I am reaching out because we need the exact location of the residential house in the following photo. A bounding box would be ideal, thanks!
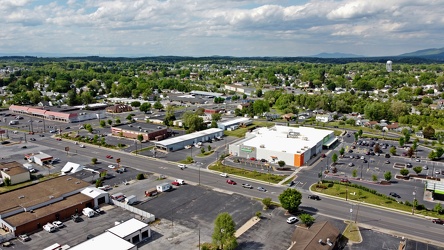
[316,114,333,123]
[237,103,250,110]
[0,162,31,185]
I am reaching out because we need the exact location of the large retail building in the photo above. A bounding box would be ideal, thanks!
[228,126,337,167]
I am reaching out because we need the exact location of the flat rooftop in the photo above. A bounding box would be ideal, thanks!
[4,193,92,227]
[155,128,223,146]
[0,176,90,215]
[218,117,251,127]
[107,218,149,238]
[241,126,333,154]
[112,122,167,133]
[69,232,135,250]
[0,162,28,176]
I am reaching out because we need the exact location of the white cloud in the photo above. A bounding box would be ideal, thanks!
[0,0,443,56]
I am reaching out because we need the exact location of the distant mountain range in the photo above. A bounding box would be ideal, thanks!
[398,47,444,60]
[311,52,364,58]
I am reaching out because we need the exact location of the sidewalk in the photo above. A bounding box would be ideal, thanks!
[234,216,260,238]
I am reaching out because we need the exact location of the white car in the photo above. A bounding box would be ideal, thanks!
[220,173,228,178]
[52,221,64,228]
[178,164,186,169]
[360,156,365,160]
[415,158,421,162]
[79,144,85,148]
[287,217,298,224]
[108,165,116,169]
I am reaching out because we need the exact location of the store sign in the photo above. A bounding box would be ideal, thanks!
[240,146,254,152]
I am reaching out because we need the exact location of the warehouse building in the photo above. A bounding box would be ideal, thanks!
[154,128,223,152]
[111,123,169,141]
[217,117,252,130]
[0,161,30,185]
[228,126,336,167]
[0,176,95,236]
[9,105,106,123]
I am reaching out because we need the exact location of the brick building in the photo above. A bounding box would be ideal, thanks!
[106,104,132,113]
[111,123,169,141]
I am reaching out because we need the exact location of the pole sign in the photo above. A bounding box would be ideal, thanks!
[116,158,121,163]
[65,147,69,151]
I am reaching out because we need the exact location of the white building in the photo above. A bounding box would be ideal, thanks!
[69,231,137,250]
[81,187,110,208]
[315,114,333,123]
[228,126,336,167]
[107,218,151,244]
[32,152,53,166]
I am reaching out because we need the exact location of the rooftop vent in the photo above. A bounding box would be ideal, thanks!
[75,181,81,184]
[49,196,54,199]
[260,145,265,148]
[67,178,72,181]
[326,238,333,246]
[18,195,25,199]
[318,239,323,244]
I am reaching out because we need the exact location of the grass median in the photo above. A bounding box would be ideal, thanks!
[311,181,444,219]
[209,162,286,184]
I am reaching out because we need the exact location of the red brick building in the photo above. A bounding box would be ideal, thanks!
[106,104,132,113]
[111,123,168,141]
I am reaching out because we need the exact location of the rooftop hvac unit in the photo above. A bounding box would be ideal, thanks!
[260,145,265,148]
[326,238,333,246]
[49,196,54,199]
[318,239,323,244]
[18,195,25,199]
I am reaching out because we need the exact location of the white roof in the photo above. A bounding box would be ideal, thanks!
[81,187,108,198]
[190,90,223,97]
[33,152,52,160]
[107,218,149,238]
[242,126,333,154]
[218,117,251,127]
[61,162,78,173]
[69,232,135,250]
[155,128,223,146]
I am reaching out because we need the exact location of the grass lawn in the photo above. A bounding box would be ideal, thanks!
[209,162,286,184]
[342,222,362,243]
[223,121,274,137]
[134,145,154,154]
[311,182,444,219]
[197,150,214,157]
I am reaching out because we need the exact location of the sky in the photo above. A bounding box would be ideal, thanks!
[1,0,443,57]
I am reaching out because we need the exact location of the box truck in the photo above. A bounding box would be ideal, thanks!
[125,195,137,205]
[156,183,172,192]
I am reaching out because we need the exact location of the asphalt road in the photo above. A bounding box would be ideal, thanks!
[31,134,444,246]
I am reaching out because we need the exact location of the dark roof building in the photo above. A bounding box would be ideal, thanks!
[106,104,133,113]
[289,221,340,250]
[0,176,94,236]
[111,122,169,141]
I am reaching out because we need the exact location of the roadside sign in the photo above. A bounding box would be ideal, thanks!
[65,147,69,151]
[116,158,121,163]
[0,130,5,135]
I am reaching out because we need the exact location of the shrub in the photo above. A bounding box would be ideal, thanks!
[255,211,262,218]
[136,173,145,180]
[327,183,334,188]
[262,198,272,209]
[91,158,98,164]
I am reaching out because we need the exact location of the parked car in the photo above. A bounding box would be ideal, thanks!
[385,154,390,158]
[98,185,111,191]
[43,223,56,232]
[415,158,421,162]
[385,160,390,164]
[389,192,401,198]
[348,163,355,167]
[18,234,31,242]
[249,157,256,161]
[71,214,81,222]
[287,217,298,224]
[106,155,113,159]
[226,179,237,185]
[52,221,64,228]
[56,138,62,141]
[432,218,444,224]
[39,134,45,137]
[79,144,85,148]
[423,165,429,170]
[340,179,350,183]
[29,138,36,141]
[172,181,180,186]
[108,165,116,169]
[257,187,267,192]
[220,173,228,178]
[260,159,268,162]
[242,184,253,189]
[308,195,320,200]
[178,164,187,170]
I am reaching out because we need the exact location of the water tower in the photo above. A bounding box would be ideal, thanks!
[386,60,392,72]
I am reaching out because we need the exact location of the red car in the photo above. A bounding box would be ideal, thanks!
[106,155,113,159]
[226,179,237,185]
[249,157,256,161]
[340,179,350,183]
[432,219,444,224]
[56,138,62,141]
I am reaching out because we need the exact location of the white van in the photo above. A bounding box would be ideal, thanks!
[43,223,56,232]
[82,207,95,218]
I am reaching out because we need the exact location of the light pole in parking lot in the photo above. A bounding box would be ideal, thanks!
[412,188,417,215]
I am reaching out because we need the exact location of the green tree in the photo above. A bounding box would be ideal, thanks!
[429,151,437,160]
[4,177,11,186]
[399,137,405,147]
[404,134,411,144]
[153,101,164,111]
[208,145,212,151]
[332,153,338,164]
[390,146,397,155]
[137,134,144,142]
[126,114,133,121]
[100,120,106,127]
[262,198,272,209]
[201,147,205,154]
[372,174,378,182]
[339,147,345,156]
[436,147,444,158]
[107,119,113,126]
[413,166,422,174]
[163,104,176,126]
[423,125,435,139]
[115,118,121,124]
[299,213,315,226]
[434,203,443,214]
[139,102,152,113]
[400,168,409,176]
[131,101,141,107]
[278,188,302,213]
[183,112,205,132]
[256,89,263,98]
[384,171,392,181]
[352,169,358,178]
[212,213,237,250]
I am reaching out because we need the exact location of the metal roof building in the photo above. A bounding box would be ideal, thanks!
[217,117,252,130]
[155,128,223,152]
[69,232,137,250]
[190,90,223,98]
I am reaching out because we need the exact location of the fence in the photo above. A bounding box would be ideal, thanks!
[112,201,156,222]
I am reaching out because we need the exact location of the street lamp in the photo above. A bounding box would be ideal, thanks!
[412,188,417,215]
